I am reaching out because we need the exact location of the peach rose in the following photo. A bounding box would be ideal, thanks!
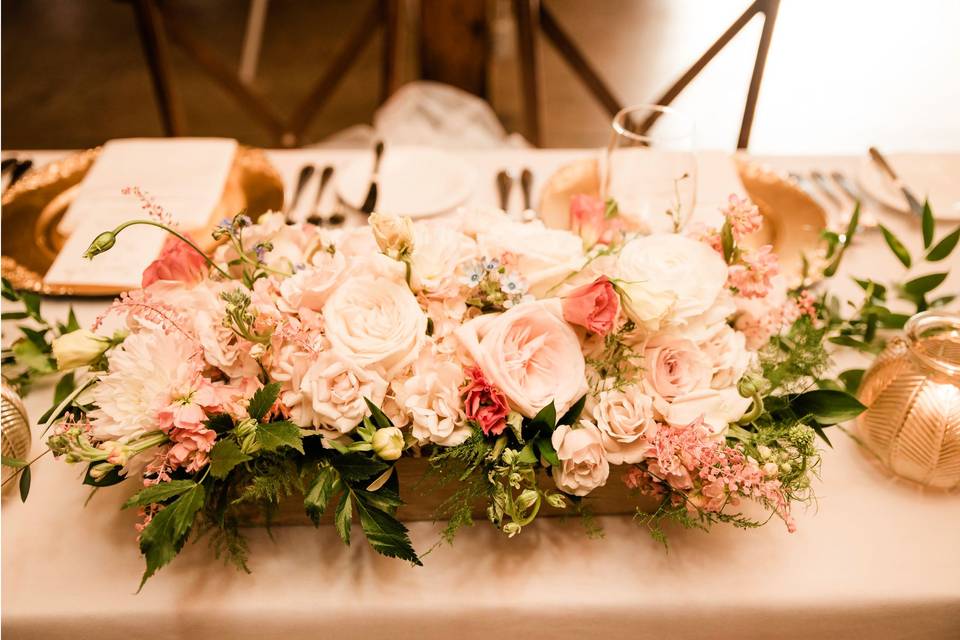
[396,350,468,446]
[562,276,619,336]
[644,336,711,400]
[551,422,610,496]
[455,299,587,418]
[589,383,658,464]
[142,236,207,288]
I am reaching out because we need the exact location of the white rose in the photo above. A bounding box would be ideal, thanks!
[665,387,752,436]
[698,323,751,389]
[395,351,468,446]
[551,422,610,496]
[476,220,584,296]
[284,350,388,433]
[410,222,478,294]
[589,384,658,464]
[616,234,727,330]
[323,276,427,377]
[455,299,587,418]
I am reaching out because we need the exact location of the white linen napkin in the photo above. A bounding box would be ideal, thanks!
[44,137,237,290]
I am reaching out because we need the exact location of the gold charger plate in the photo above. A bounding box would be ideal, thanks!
[1,146,284,296]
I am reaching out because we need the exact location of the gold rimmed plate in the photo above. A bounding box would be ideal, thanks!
[1,146,285,297]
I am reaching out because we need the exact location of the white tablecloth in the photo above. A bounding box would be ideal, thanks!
[2,149,959,639]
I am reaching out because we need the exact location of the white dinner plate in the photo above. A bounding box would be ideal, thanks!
[857,154,960,220]
[335,146,475,218]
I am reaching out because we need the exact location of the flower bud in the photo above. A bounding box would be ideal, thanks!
[545,492,567,509]
[502,522,522,537]
[371,426,404,461]
[100,441,130,467]
[52,329,111,370]
[83,231,117,259]
[370,212,414,260]
[515,489,539,512]
[762,462,779,477]
[738,376,759,398]
[757,444,772,459]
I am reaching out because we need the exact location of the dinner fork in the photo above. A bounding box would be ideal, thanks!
[286,164,315,224]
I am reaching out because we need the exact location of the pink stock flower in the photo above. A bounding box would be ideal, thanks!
[727,245,779,298]
[461,366,511,435]
[142,236,208,288]
[721,194,762,239]
[562,276,619,336]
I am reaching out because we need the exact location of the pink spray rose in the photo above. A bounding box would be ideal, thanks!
[569,194,621,247]
[562,276,619,336]
[461,366,511,435]
[142,236,208,288]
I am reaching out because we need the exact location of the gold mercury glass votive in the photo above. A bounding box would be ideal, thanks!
[856,311,960,490]
[1,380,31,488]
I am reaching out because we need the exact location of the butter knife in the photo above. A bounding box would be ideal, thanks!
[868,147,923,216]
[359,140,385,215]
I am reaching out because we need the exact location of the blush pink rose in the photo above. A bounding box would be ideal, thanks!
[461,366,510,435]
[643,336,711,400]
[551,422,610,496]
[569,194,621,247]
[455,299,587,418]
[562,276,619,336]
[142,236,208,288]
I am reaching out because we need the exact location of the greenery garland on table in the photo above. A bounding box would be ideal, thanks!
[2,190,955,588]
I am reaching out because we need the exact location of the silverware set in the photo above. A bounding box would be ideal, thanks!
[285,163,343,227]
[496,167,535,221]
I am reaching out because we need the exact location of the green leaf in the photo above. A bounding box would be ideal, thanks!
[1,277,18,301]
[791,389,866,425]
[334,491,352,545]
[921,201,935,248]
[333,453,388,482]
[64,307,80,333]
[557,395,586,427]
[1,455,27,468]
[82,462,126,487]
[204,412,235,434]
[811,423,833,448]
[18,465,31,502]
[516,441,538,464]
[878,313,910,329]
[926,225,960,262]
[838,369,865,394]
[38,373,77,424]
[931,295,957,308]
[1,311,29,320]
[354,487,403,513]
[535,437,560,467]
[354,495,421,565]
[854,278,887,300]
[12,339,54,373]
[506,412,525,444]
[365,466,394,492]
[255,420,303,454]
[246,382,281,421]
[138,484,205,588]
[209,440,251,479]
[529,401,557,434]
[363,397,393,429]
[20,290,42,322]
[304,466,340,526]
[123,479,197,509]
[878,224,911,268]
[720,220,735,263]
[902,272,948,296]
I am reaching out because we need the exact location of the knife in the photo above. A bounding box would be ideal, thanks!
[868,146,923,216]
[359,140,385,215]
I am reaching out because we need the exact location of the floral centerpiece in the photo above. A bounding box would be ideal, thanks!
[3,190,877,588]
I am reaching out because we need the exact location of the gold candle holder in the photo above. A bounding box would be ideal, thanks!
[856,311,960,490]
[1,380,31,488]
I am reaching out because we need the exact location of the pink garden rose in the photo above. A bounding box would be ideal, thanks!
[562,276,619,336]
[455,299,587,418]
[569,194,621,248]
[551,422,610,496]
[142,236,207,288]
[461,366,511,435]
[644,336,711,400]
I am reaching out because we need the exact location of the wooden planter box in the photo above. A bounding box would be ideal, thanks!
[241,457,653,527]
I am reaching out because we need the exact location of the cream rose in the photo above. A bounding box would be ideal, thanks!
[410,222,477,295]
[476,220,584,296]
[698,323,751,389]
[551,422,610,496]
[589,383,658,464]
[616,234,727,330]
[284,350,388,433]
[644,336,711,400]
[395,351,468,446]
[455,299,587,418]
[370,211,414,259]
[323,276,427,377]
[664,387,752,436]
